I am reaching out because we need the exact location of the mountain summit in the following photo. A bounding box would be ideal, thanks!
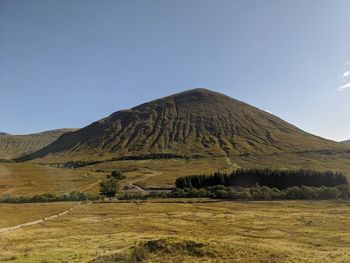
[21,88,347,161]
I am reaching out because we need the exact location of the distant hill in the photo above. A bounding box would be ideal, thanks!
[342,140,350,144]
[0,129,77,159]
[21,88,348,162]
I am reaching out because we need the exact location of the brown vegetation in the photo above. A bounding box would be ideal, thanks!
[0,201,349,262]
[0,129,76,159]
[20,89,349,162]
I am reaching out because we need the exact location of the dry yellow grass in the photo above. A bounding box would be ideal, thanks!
[84,157,230,188]
[0,158,230,198]
[0,202,74,228]
[0,200,349,262]
[2,152,349,198]
[0,163,106,197]
[82,153,350,188]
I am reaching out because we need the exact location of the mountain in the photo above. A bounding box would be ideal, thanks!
[20,88,348,162]
[342,140,350,144]
[0,129,77,159]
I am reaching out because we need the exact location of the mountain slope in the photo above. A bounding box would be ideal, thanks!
[21,89,348,162]
[0,129,77,159]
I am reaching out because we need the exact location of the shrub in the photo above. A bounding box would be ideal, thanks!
[317,186,340,199]
[99,178,119,197]
[197,188,211,198]
[110,170,126,180]
[170,188,186,198]
[249,186,281,200]
[284,186,304,199]
[230,190,252,200]
[118,192,146,200]
[299,186,318,199]
[337,184,350,198]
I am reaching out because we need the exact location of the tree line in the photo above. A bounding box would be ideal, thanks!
[2,168,349,203]
[61,153,188,168]
[120,184,350,200]
[175,168,348,189]
[3,184,350,203]
[0,192,99,203]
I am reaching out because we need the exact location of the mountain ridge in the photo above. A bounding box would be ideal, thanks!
[0,128,77,159]
[19,88,348,162]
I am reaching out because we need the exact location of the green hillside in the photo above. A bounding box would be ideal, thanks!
[0,129,77,159]
[20,89,349,162]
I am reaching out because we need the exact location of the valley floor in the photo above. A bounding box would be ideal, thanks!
[0,163,105,197]
[0,200,349,262]
[1,155,350,262]
[2,151,350,198]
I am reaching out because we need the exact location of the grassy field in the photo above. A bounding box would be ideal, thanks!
[2,152,350,197]
[0,202,75,228]
[79,152,350,189]
[0,200,349,262]
[0,163,106,197]
[82,157,231,188]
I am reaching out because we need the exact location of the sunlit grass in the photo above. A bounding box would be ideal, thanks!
[0,200,349,262]
[0,163,106,197]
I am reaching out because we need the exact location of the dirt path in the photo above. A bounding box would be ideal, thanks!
[81,179,102,192]
[0,177,102,234]
[0,169,160,233]
[0,170,160,233]
[126,168,162,193]
[0,202,82,234]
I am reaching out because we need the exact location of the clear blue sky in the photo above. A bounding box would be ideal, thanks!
[1,0,349,141]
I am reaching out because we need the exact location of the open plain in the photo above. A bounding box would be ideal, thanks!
[0,200,349,262]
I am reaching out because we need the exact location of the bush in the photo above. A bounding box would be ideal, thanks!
[337,184,350,198]
[299,186,318,199]
[170,188,186,198]
[99,178,119,197]
[110,170,126,180]
[197,188,211,198]
[68,191,88,201]
[229,190,251,200]
[317,186,340,199]
[147,191,169,199]
[246,185,280,200]
[118,193,146,200]
[284,186,304,199]
[0,191,99,203]
[214,189,230,199]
